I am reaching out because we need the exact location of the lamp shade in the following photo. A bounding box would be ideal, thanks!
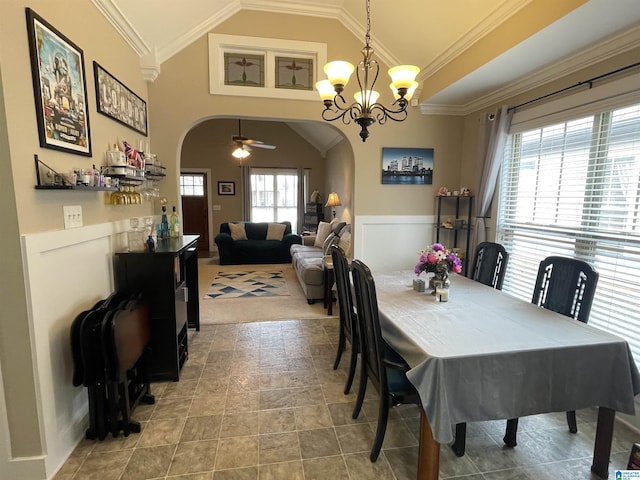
[325,192,341,208]
[354,90,380,107]
[324,61,355,87]
[315,80,336,102]
[388,65,420,90]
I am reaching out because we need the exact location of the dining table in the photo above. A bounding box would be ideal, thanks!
[373,270,640,480]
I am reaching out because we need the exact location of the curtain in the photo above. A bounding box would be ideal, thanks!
[241,165,250,220]
[471,105,513,253]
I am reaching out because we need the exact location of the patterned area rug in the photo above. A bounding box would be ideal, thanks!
[204,270,290,299]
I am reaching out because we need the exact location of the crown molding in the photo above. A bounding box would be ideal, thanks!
[140,49,161,82]
[240,0,343,18]
[90,0,149,56]
[421,25,640,116]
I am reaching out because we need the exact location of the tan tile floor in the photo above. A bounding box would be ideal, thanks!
[55,318,638,480]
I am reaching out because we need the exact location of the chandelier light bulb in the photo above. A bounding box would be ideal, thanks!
[391,81,418,101]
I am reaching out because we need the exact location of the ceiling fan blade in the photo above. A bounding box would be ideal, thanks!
[249,143,276,150]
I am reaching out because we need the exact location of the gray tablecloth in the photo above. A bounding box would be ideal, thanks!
[373,271,640,444]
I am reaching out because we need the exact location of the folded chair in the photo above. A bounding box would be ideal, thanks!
[350,259,421,462]
[330,244,359,394]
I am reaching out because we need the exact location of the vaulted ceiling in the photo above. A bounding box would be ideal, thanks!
[91,0,640,152]
[93,0,640,114]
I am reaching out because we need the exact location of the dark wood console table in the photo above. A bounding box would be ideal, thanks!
[114,235,200,382]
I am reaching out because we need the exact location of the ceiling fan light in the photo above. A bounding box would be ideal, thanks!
[391,81,418,101]
[354,89,380,106]
[316,80,336,102]
[324,61,355,89]
[388,65,420,90]
[232,146,250,159]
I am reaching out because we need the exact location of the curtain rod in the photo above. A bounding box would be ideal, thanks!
[508,61,640,112]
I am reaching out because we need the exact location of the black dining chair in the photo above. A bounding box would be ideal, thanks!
[470,241,509,289]
[452,241,509,456]
[503,255,599,447]
[330,244,359,394]
[350,259,421,462]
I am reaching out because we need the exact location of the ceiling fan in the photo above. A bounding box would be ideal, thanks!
[231,119,276,159]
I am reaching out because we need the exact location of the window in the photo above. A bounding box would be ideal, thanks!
[249,168,298,231]
[497,103,640,363]
[180,173,205,196]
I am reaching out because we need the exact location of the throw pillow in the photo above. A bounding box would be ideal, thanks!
[330,221,347,235]
[228,222,247,241]
[322,232,340,255]
[314,221,332,248]
[266,223,286,241]
[338,231,351,256]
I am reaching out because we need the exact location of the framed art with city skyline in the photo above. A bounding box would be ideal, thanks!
[381,147,434,185]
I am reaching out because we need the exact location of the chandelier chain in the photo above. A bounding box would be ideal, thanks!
[365,0,371,47]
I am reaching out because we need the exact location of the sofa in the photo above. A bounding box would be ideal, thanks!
[215,221,302,265]
[290,221,351,303]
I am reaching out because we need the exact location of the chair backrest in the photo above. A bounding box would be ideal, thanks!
[531,256,599,323]
[351,259,385,393]
[471,242,509,290]
[330,244,357,343]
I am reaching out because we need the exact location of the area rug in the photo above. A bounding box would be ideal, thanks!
[205,270,290,299]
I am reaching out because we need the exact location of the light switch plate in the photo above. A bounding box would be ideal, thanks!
[63,205,83,229]
[213,204,221,211]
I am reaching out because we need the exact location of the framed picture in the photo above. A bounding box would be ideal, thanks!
[381,147,434,185]
[93,62,148,136]
[25,8,92,156]
[275,57,313,90]
[218,181,235,196]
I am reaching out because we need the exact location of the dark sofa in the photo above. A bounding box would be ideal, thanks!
[215,221,302,265]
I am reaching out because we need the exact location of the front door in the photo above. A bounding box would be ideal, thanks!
[180,172,209,253]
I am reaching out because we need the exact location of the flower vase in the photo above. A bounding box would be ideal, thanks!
[429,271,450,294]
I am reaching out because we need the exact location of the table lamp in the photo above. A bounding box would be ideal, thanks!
[325,192,341,218]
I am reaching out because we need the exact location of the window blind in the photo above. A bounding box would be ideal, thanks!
[497,103,640,364]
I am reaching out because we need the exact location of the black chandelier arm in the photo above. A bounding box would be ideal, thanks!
[369,102,409,124]
[321,103,363,125]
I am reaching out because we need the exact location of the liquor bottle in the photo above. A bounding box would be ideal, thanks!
[160,206,169,239]
[170,206,180,238]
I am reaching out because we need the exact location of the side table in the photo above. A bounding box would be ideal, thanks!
[322,255,335,315]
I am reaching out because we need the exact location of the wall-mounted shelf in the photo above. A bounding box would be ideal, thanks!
[35,184,117,191]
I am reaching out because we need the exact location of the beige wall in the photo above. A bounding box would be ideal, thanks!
[149,12,464,244]
[325,138,354,224]
[0,0,153,475]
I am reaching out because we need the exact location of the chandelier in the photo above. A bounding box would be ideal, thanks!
[315,0,420,142]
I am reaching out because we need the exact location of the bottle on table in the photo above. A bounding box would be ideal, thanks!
[160,206,169,239]
[170,206,180,238]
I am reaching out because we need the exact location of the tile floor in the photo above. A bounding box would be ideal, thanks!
[55,318,638,480]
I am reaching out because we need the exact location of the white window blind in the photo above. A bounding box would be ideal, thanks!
[497,103,640,364]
